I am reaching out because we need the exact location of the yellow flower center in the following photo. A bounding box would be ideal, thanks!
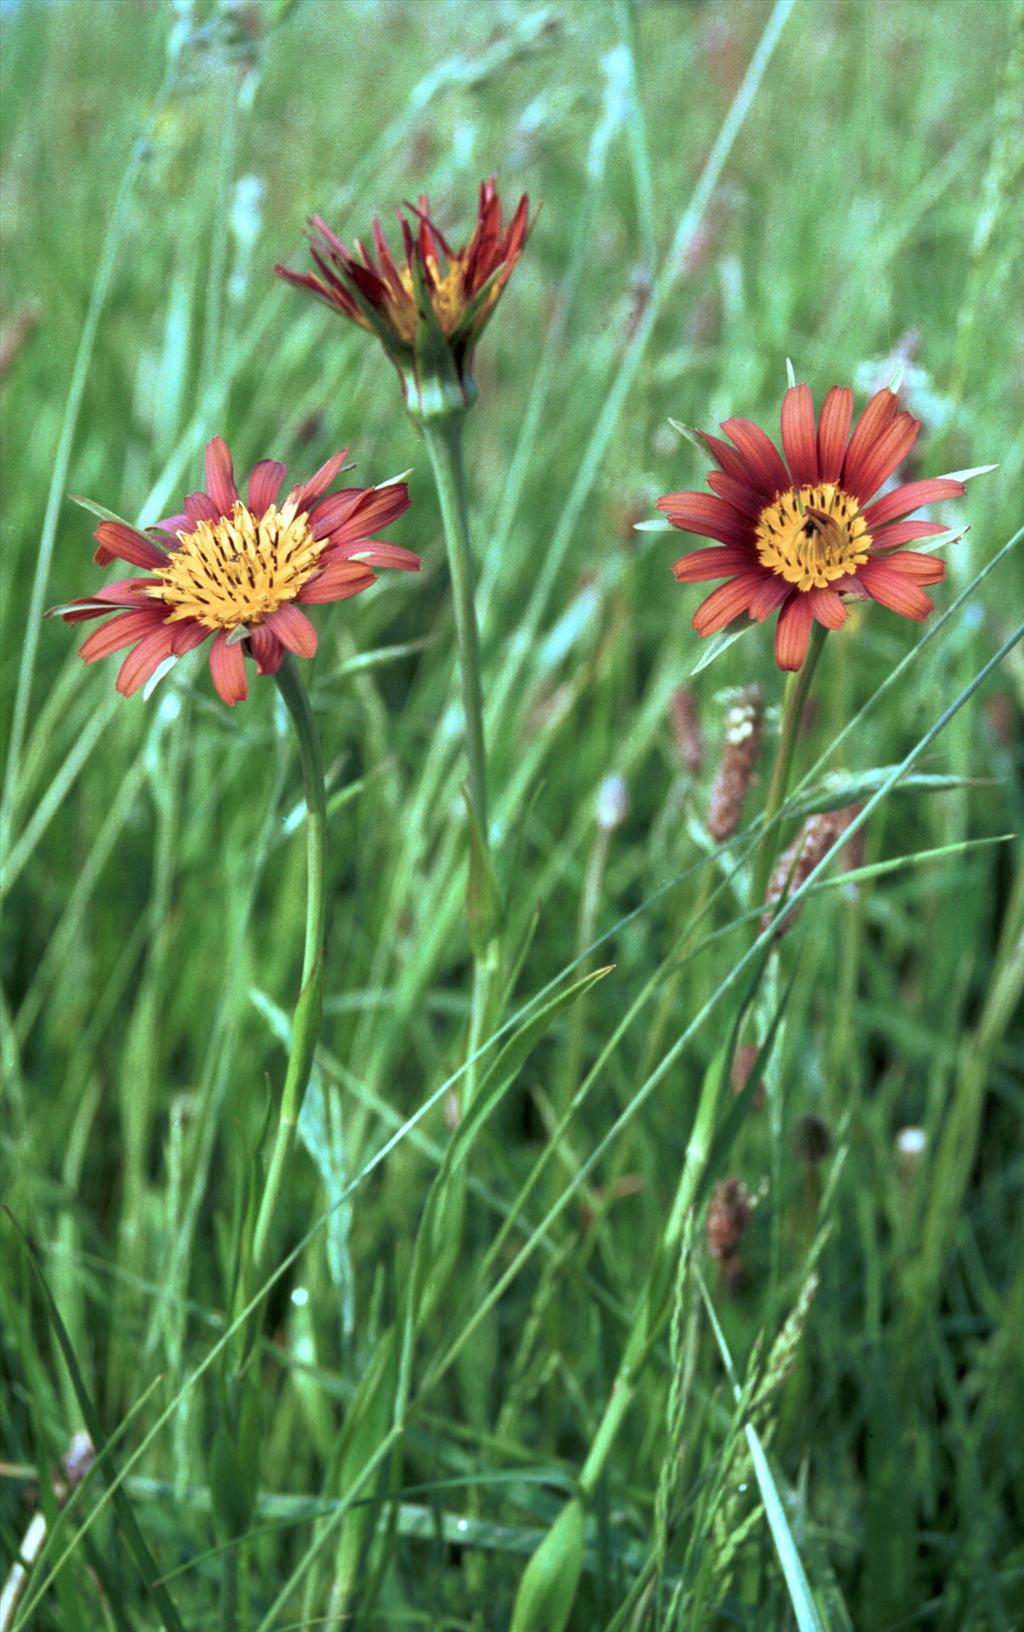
[150,500,325,630]
[755,483,871,592]
[397,254,468,339]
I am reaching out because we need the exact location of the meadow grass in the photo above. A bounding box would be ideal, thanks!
[1,0,1022,1627]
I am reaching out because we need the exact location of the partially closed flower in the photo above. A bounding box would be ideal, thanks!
[49,437,418,705]
[660,384,966,670]
[276,178,529,418]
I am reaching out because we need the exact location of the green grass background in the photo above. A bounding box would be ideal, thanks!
[1,0,1022,1626]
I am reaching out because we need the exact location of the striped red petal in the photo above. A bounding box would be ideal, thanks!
[870,519,951,549]
[323,539,420,571]
[857,558,935,620]
[747,575,790,621]
[656,492,752,548]
[720,417,791,500]
[845,412,920,504]
[56,579,163,622]
[204,437,239,518]
[291,448,350,511]
[816,386,853,482]
[691,572,763,635]
[330,481,411,542]
[93,522,167,570]
[706,469,763,517]
[672,547,755,583]
[774,592,815,671]
[780,384,819,486]
[868,550,945,586]
[116,628,177,698]
[862,477,966,529]
[840,389,900,492]
[299,563,376,604]
[806,587,847,629]
[265,602,318,657]
[693,428,755,487]
[208,629,248,705]
[170,621,211,656]
[248,459,287,514]
[248,624,284,675]
[79,608,167,662]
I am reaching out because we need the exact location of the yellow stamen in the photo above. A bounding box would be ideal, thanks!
[150,500,325,630]
[397,254,468,338]
[755,483,871,592]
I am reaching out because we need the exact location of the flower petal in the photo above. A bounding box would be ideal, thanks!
[857,558,935,620]
[209,628,248,705]
[693,427,756,487]
[53,579,163,622]
[867,550,945,586]
[184,491,220,526]
[656,492,752,548]
[720,417,791,499]
[840,389,900,493]
[780,384,818,486]
[205,437,239,518]
[79,608,167,663]
[672,546,756,583]
[774,593,815,671]
[816,386,853,483]
[706,469,763,517]
[691,572,764,636]
[862,477,966,529]
[116,627,177,698]
[299,563,377,604]
[747,575,790,621]
[264,602,318,658]
[871,519,952,549]
[291,448,350,511]
[248,459,287,515]
[313,480,411,543]
[806,587,847,630]
[845,412,920,505]
[322,538,420,571]
[170,621,211,655]
[248,624,284,675]
[93,522,167,570]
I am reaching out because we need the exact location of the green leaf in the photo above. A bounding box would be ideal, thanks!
[690,620,756,674]
[5,1210,187,1632]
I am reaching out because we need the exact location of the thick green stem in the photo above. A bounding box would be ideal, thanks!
[421,415,489,839]
[251,655,327,1273]
[419,413,496,1108]
[750,623,827,911]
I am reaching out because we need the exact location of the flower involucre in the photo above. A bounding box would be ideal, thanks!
[275,177,530,413]
[49,438,419,706]
[659,384,966,670]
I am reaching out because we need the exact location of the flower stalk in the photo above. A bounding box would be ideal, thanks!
[750,620,827,910]
[250,653,327,1274]
[420,414,489,839]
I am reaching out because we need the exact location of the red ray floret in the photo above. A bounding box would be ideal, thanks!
[659,383,967,672]
[48,438,419,707]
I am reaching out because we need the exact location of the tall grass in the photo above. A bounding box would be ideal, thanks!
[2,0,1022,1627]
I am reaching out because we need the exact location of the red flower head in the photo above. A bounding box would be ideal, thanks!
[659,384,966,671]
[48,438,419,706]
[275,178,530,418]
